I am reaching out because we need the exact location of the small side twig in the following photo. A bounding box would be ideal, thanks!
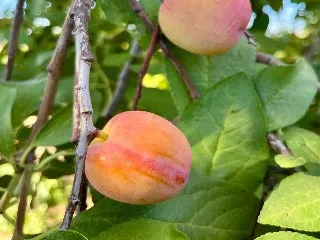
[304,34,320,61]
[60,0,96,230]
[256,52,286,66]
[29,13,74,142]
[267,133,292,155]
[0,173,22,213]
[104,40,141,119]
[3,0,25,81]
[131,25,160,110]
[248,167,276,240]
[129,0,199,100]
[12,155,34,240]
[9,7,74,239]
[244,30,257,47]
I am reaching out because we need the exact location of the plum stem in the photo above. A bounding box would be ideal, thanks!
[129,0,199,100]
[3,0,25,81]
[131,25,160,110]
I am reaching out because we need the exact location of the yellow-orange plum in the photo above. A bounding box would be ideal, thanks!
[159,0,252,55]
[85,111,192,205]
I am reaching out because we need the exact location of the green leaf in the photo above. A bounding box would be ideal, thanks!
[4,78,45,128]
[256,231,318,240]
[97,0,161,40]
[32,105,73,147]
[274,154,306,168]
[42,155,75,179]
[32,89,103,147]
[178,74,268,190]
[45,229,87,240]
[72,177,259,240]
[254,59,318,131]
[0,85,16,160]
[0,175,11,197]
[165,39,256,114]
[93,219,188,240]
[258,173,320,231]
[283,127,320,175]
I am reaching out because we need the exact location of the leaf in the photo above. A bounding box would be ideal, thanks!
[45,230,87,240]
[283,127,320,175]
[178,74,268,190]
[258,173,320,231]
[71,177,259,240]
[32,89,103,147]
[256,231,318,240]
[274,154,306,168]
[3,78,46,128]
[0,84,16,160]
[42,155,75,179]
[254,59,318,131]
[165,39,256,114]
[92,219,188,240]
[32,105,73,147]
[0,175,12,197]
[97,0,161,40]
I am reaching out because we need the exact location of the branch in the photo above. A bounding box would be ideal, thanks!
[29,13,74,142]
[267,133,292,155]
[11,155,34,240]
[0,173,22,213]
[60,0,96,230]
[3,0,25,81]
[256,52,286,66]
[244,30,257,47]
[248,167,276,240]
[104,40,141,119]
[129,0,199,100]
[9,8,74,239]
[304,34,320,61]
[131,26,160,110]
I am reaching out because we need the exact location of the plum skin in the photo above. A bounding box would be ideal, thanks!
[158,0,252,55]
[85,111,192,205]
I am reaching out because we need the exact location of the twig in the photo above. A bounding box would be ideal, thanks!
[267,133,292,155]
[104,40,141,119]
[9,8,74,239]
[29,13,74,142]
[131,26,160,110]
[129,0,199,100]
[256,52,286,66]
[12,156,34,240]
[3,0,25,81]
[248,167,276,239]
[60,0,96,230]
[244,30,257,47]
[304,34,320,61]
[0,173,22,213]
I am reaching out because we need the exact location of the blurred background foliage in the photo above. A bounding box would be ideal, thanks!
[0,0,319,238]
